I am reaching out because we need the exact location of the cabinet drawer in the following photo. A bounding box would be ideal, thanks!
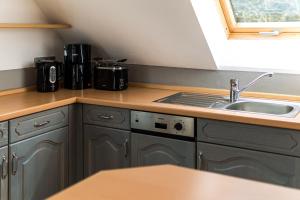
[0,122,8,147]
[10,106,68,143]
[83,105,130,130]
[197,142,300,188]
[197,118,300,157]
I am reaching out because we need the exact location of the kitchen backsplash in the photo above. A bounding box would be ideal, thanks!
[129,65,300,96]
[1,65,300,96]
[0,68,36,91]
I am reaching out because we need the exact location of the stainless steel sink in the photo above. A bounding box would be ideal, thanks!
[155,92,300,118]
[224,101,296,116]
[155,92,228,108]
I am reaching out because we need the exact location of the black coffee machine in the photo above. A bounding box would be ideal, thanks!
[35,56,62,92]
[64,44,92,90]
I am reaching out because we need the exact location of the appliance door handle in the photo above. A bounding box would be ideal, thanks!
[34,121,50,128]
[12,153,18,176]
[197,152,203,170]
[1,156,8,179]
[123,138,129,158]
[98,115,114,120]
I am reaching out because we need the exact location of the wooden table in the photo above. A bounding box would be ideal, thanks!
[49,165,300,200]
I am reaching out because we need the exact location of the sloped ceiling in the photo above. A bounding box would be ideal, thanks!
[35,0,216,69]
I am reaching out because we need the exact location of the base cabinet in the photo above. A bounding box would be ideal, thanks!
[131,133,195,168]
[6,104,300,199]
[0,146,8,200]
[10,127,68,200]
[84,125,130,177]
[197,142,300,188]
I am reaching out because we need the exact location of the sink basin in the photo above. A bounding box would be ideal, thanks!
[225,101,295,115]
[155,92,300,118]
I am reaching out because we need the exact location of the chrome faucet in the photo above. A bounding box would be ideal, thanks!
[230,72,274,103]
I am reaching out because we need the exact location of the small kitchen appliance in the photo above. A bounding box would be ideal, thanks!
[93,58,128,91]
[35,56,62,92]
[64,44,92,90]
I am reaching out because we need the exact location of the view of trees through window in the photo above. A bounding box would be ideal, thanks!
[230,0,300,23]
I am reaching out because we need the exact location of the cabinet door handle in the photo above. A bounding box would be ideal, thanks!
[12,153,18,176]
[123,139,129,158]
[34,120,50,128]
[1,156,8,179]
[197,152,203,170]
[0,128,5,139]
[98,114,114,120]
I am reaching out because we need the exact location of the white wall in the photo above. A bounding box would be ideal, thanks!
[192,0,300,74]
[0,0,63,70]
[2,0,298,74]
[35,0,216,69]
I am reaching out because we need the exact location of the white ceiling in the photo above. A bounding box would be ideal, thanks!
[35,0,216,69]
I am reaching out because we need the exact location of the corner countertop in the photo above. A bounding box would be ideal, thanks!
[48,165,300,200]
[0,83,300,130]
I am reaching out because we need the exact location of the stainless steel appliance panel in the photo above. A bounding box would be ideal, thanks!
[131,111,194,138]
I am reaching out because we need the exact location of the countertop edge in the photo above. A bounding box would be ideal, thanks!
[0,83,299,131]
[0,97,77,121]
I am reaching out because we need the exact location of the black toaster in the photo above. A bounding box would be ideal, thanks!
[93,58,128,91]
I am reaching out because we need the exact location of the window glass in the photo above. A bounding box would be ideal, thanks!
[230,0,300,23]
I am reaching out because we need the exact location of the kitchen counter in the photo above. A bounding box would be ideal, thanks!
[48,165,300,200]
[0,83,300,130]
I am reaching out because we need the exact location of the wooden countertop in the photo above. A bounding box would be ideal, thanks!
[48,165,300,200]
[0,83,300,130]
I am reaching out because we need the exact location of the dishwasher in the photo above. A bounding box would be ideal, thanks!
[130,111,196,168]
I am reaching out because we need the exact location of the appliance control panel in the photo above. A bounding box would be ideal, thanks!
[131,111,194,138]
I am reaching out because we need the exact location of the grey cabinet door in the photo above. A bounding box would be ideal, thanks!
[0,122,8,148]
[10,127,68,200]
[131,133,195,168]
[197,142,300,188]
[84,125,130,177]
[0,146,8,200]
[197,118,300,157]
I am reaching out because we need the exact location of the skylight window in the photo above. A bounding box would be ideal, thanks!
[219,0,300,38]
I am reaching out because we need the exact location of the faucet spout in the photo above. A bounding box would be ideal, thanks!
[229,72,274,103]
[239,72,274,93]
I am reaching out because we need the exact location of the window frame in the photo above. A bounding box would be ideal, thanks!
[218,0,300,38]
